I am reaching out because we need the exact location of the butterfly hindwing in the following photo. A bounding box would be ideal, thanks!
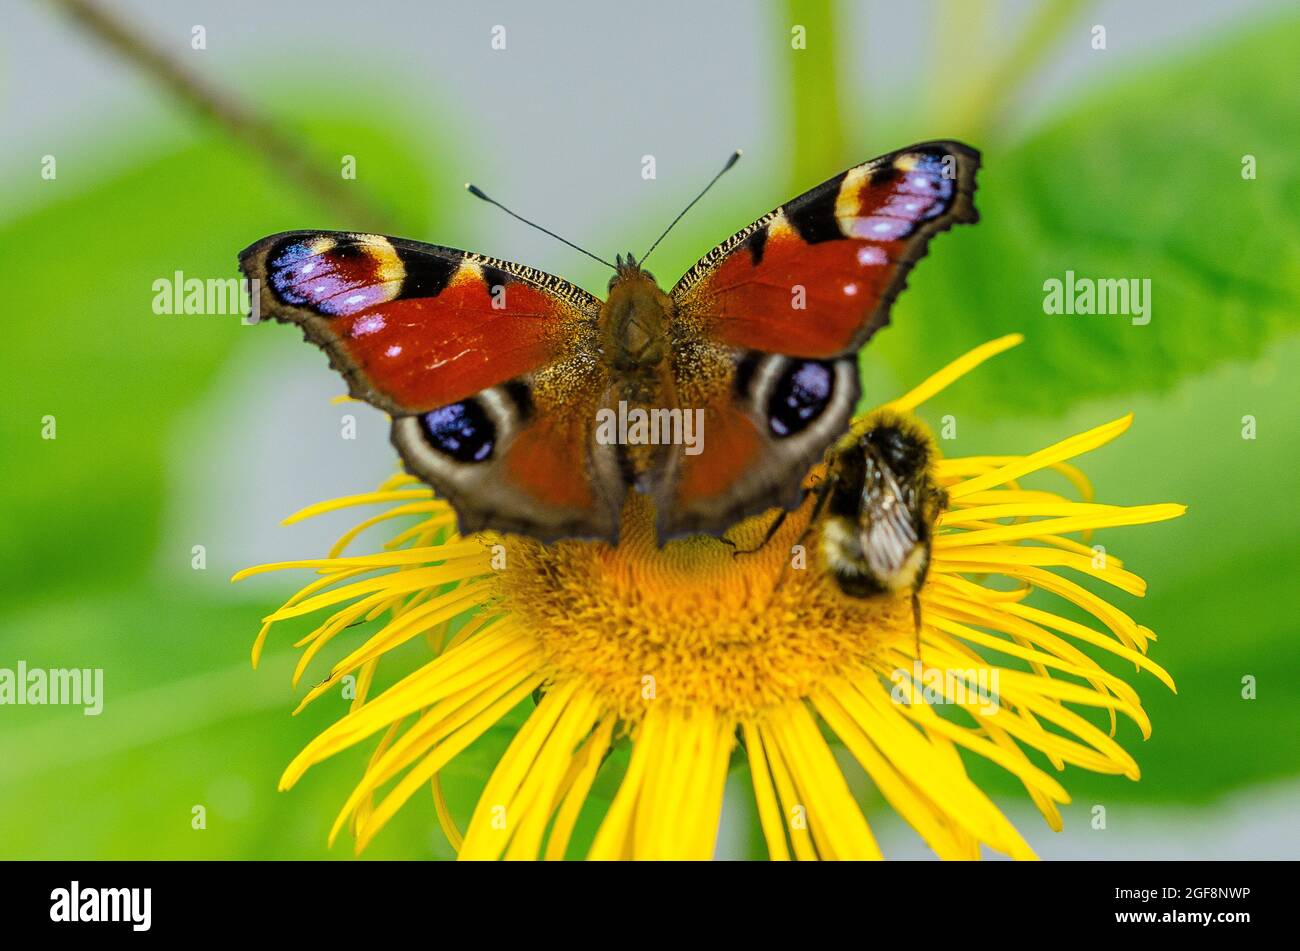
[653,346,861,539]
[389,366,622,541]
[239,231,621,540]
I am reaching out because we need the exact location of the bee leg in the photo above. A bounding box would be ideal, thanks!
[911,590,924,662]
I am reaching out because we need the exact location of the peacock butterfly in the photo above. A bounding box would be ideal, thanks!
[238,140,979,543]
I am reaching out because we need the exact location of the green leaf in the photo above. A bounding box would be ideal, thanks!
[0,111,441,597]
[880,16,1300,413]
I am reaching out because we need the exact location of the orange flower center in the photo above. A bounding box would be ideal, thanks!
[489,492,914,722]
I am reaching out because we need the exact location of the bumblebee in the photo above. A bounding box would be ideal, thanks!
[738,410,946,641]
[816,411,946,625]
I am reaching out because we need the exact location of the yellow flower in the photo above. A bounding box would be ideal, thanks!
[237,334,1185,860]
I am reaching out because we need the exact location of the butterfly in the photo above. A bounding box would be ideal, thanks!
[238,140,979,544]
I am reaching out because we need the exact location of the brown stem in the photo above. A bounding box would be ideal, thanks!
[50,0,396,230]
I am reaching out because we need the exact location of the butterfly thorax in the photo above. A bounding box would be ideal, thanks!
[601,262,674,403]
[596,260,680,478]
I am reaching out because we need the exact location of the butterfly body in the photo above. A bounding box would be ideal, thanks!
[240,141,980,545]
[601,259,674,412]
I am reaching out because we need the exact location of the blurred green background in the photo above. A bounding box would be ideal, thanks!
[1,0,1296,859]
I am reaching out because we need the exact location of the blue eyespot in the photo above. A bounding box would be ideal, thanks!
[420,400,495,463]
[767,361,834,437]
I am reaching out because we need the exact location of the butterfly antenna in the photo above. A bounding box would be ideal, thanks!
[464,183,616,271]
[639,149,743,267]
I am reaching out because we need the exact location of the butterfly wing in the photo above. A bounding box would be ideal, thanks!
[240,231,621,541]
[657,141,980,539]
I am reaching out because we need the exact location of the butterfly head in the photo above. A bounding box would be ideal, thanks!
[602,254,672,373]
[610,252,656,290]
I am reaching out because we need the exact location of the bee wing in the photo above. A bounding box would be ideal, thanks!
[862,467,921,582]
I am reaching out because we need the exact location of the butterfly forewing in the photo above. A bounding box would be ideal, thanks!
[671,141,979,356]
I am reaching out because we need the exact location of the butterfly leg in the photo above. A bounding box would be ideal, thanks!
[767,478,835,601]
[733,472,830,558]
[731,508,791,557]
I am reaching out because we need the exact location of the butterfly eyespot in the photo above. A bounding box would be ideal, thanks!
[419,400,495,463]
[767,360,834,437]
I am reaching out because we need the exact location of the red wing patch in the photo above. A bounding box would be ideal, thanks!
[675,401,764,503]
[323,279,575,410]
[502,411,597,511]
[241,231,620,541]
[671,141,979,359]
